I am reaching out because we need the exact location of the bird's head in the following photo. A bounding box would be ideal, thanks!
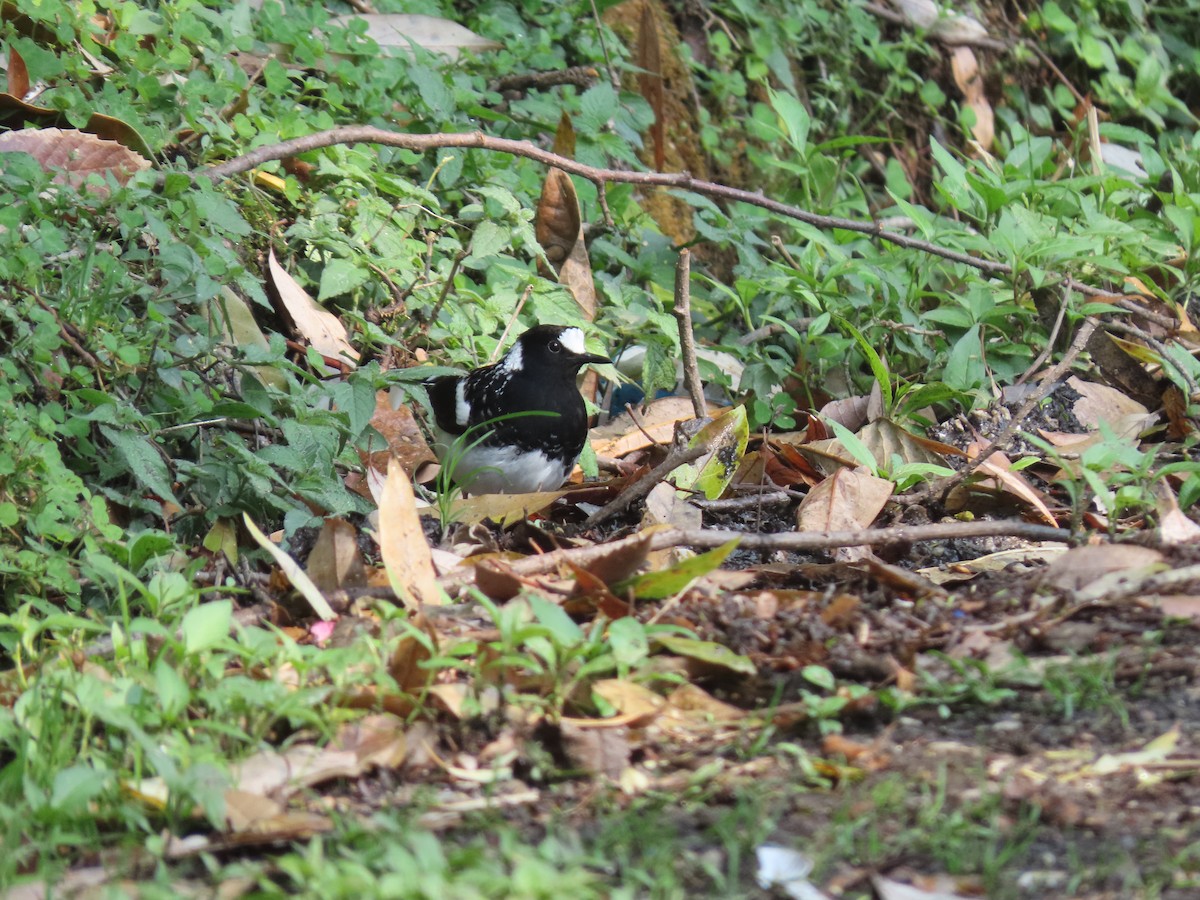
[501,325,610,377]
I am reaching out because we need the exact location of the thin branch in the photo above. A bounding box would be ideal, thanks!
[672,249,706,419]
[437,519,1077,591]
[493,66,601,94]
[195,126,1136,302]
[584,444,709,527]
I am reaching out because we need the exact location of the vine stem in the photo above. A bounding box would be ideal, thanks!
[197,126,1133,301]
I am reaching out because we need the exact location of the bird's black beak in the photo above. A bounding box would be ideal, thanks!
[576,351,612,367]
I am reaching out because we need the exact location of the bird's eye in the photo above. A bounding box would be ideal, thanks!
[548,339,562,353]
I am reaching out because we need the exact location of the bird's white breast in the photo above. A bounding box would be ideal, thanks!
[432,427,569,494]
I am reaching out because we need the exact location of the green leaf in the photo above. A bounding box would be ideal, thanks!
[840,319,892,411]
[654,635,756,676]
[50,765,107,814]
[192,191,252,237]
[99,425,179,505]
[155,657,191,719]
[617,539,739,600]
[944,324,984,390]
[528,594,583,645]
[1039,1,1074,33]
[467,220,509,265]
[929,139,975,215]
[318,258,370,301]
[608,617,649,669]
[672,407,750,501]
[826,419,878,473]
[181,599,232,655]
[769,88,809,153]
[802,664,835,690]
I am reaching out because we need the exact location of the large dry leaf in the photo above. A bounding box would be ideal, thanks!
[592,396,725,458]
[0,96,150,154]
[888,0,990,45]
[378,458,442,607]
[446,489,570,527]
[535,168,583,273]
[858,417,960,470]
[1041,544,1165,592]
[361,391,437,477]
[231,714,408,798]
[586,678,666,727]
[950,47,994,152]
[267,249,359,372]
[557,720,631,779]
[535,167,598,399]
[636,1,665,171]
[305,516,366,592]
[967,443,1057,527]
[243,513,336,621]
[1066,376,1155,439]
[796,468,894,537]
[7,46,28,98]
[329,13,500,59]
[207,287,287,390]
[0,127,150,196]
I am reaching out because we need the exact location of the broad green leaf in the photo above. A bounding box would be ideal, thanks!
[99,425,179,506]
[673,406,749,501]
[617,539,739,600]
[318,257,370,301]
[769,88,809,153]
[181,599,232,654]
[654,635,756,676]
[528,594,584,646]
[944,324,984,391]
[467,220,509,263]
[929,138,975,215]
[802,665,835,690]
[607,617,649,669]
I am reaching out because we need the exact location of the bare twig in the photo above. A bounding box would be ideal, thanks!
[426,248,468,325]
[1104,319,1200,399]
[195,126,1135,302]
[690,491,792,512]
[493,66,601,94]
[1016,286,1070,387]
[437,519,1077,591]
[489,285,533,364]
[584,444,709,527]
[672,249,706,419]
[624,402,664,447]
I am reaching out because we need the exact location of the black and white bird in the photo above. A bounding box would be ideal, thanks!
[425,325,611,494]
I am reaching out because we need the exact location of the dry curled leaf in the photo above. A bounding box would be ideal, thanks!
[267,249,360,372]
[0,127,150,196]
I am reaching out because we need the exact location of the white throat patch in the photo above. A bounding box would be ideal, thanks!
[560,327,586,354]
[501,341,524,373]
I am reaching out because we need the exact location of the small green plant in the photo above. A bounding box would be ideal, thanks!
[917,653,1021,711]
[1042,653,1130,727]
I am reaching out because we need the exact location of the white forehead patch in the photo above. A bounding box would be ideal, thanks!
[502,341,524,373]
[454,379,471,427]
[560,327,586,354]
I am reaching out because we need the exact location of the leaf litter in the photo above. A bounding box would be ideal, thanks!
[107,347,1200,897]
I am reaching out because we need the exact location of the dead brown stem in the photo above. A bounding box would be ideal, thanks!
[583,443,709,527]
[672,249,706,420]
[196,126,1131,301]
[437,518,1075,591]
